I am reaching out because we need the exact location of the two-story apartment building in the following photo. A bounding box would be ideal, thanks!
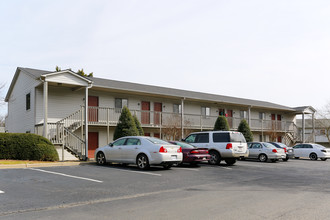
[5,67,315,160]
[296,118,330,147]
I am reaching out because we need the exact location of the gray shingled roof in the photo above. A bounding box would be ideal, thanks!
[7,67,297,112]
[91,76,295,111]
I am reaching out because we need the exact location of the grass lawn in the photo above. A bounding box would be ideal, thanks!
[0,160,54,165]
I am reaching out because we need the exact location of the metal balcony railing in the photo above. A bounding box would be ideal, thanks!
[86,107,295,132]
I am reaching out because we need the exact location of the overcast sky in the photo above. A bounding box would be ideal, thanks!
[1,0,330,116]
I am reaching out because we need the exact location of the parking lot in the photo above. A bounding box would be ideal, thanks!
[1,159,330,220]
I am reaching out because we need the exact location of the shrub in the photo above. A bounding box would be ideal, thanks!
[0,133,59,161]
[133,115,144,136]
[237,119,254,142]
[214,116,230,131]
[113,106,139,140]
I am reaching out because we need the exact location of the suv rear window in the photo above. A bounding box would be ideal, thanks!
[213,132,246,143]
[213,133,230,142]
[230,133,246,143]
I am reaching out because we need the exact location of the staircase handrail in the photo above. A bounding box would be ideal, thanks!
[63,127,86,159]
[56,108,83,132]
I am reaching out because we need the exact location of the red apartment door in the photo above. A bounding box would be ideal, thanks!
[154,102,162,125]
[271,114,276,130]
[88,96,99,122]
[227,109,233,128]
[88,132,98,158]
[141,101,150,124]
[271,114,276,120]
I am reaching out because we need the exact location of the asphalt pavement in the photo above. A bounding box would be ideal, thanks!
[1,159,330,219]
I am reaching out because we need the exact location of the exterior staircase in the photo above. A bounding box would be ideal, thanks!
[49,108,86,160]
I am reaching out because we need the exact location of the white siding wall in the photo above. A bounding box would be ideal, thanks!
[6,71,40,133]
[35,86,85,123]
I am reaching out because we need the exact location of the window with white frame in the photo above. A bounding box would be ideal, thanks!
[201,107,210,117]
[115,98,128,113]
[173,104,182,114]
[240,110,247,119]
[259,112,265,120]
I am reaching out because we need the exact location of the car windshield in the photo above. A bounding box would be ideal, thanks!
[230,133,246,143]
[145,137,171,145]
[175,142,196,149]
[263,142,276,148]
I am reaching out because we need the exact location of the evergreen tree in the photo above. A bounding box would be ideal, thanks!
[214,116,230,131]
[237,119,253,142]
[133,114,144,136]
[55,66,61,72]
[113,106,139,140]
[77,68,93,77]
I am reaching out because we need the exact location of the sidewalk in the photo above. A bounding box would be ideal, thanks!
[0,161,95,169]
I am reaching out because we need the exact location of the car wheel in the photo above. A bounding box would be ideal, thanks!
[163,164,172,169]
[321,158,327,161]
[258,154,268,162]
[309,153,318,161]
[96,152,106,165]
[136,154,150,170]
[282,158,288,162]
[208,151,221,165]
[225,159,236,165]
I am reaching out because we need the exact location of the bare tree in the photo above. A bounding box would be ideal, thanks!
[0,115,5,127]
[0,83,6,127]
[162,114,192,141]
[0,83,5,103]
[316,102,330,144]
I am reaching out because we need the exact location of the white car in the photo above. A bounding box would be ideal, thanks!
[183,131,249,165]
[293,143,330,161]
[247,142,286,162]
[95,136,183,169]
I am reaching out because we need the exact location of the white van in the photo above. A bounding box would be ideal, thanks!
[183,131,249,165]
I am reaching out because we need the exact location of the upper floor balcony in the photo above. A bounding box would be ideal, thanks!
[87,107,294,132]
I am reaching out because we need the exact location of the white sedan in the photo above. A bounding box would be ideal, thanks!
[95,136,183,169]
[293,143,330,161]
[247,142,286,162]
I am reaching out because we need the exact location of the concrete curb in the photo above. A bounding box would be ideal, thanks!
[0,161,95,169]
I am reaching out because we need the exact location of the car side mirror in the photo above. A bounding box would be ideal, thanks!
[181,138,185,141]
[109,143,113,147]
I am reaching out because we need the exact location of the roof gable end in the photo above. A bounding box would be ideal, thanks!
[41,70,93,86]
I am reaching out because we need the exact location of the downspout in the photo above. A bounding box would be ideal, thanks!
[248,106,252,126]
[302,112,305,143]
[312,112,315,143]
[181,98,185,140]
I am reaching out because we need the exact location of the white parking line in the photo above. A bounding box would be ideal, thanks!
[174,167,199,171]
[28,168,103,183]
[220,167,232,170]
[0,190,4,194]
[117,169,162,176]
